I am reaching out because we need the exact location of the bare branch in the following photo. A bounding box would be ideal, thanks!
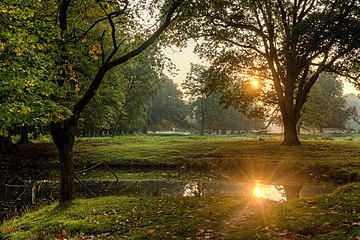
[69,11,122,43]
[277,0,289,31]
[107,0,182,70]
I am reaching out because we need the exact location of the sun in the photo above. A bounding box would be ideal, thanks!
[253,185,263,198]
[251,79,259,88]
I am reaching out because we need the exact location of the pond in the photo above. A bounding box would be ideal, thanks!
[0,167,337,222]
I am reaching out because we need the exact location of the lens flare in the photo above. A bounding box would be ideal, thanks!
[253,185,263,198]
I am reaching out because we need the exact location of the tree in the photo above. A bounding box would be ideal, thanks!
[344,93,360,131]
[182,64,207,134]
[179,0,360,145]
[2,0,184,204]
[148,77,188,131]
[116,48,165,134]
[53,0,184,204]
[302,73,350,132]
[0,0,67,152]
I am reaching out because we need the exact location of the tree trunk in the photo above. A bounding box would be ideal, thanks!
[17,125,30,145]
[296,118,302,135]
[200,98,205,135]
[50,120,76,205]
[0,135,13,153]
[33,126,39,140]
[281,108,301,146]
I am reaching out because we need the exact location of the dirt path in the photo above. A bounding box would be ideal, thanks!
[196,199,274,239]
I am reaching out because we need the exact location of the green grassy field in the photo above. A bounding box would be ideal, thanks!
[2,134,360,239]
[10,134,360,182]
[71,134,360,182]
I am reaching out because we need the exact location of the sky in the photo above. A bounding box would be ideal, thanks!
[164,41,359,96]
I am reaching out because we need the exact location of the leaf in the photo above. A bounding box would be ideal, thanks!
[196,228,205,236]
[306,200,318,204]
[61,229,67,238]
[5,226,15,234]
[147,229,155,235]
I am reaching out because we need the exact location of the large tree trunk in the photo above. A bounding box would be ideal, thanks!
[281,106,301,146]
[0,135,13,153]
[50,119,77,205]
[17,125,30,145]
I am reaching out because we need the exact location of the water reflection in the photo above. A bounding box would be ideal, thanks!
[252,183,303,202]
[183,182,206,197]
[0,176,336,222]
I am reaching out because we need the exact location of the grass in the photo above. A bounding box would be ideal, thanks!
[71,134,360,182]
[0,195,243,239]
[230,183,360,239]
[6,134,360,182]
[2,183,360,239]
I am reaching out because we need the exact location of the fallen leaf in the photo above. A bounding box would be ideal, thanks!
[5,226,15,234]
[61,229,67,238]
[147,229,155,235]
[196,228,205,236]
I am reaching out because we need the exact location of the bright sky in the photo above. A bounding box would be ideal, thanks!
[164,41,359,96]
[163,40,203,87]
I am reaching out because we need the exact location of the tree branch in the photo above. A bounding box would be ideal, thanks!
[107,0,182,70]
[72,0,183,118]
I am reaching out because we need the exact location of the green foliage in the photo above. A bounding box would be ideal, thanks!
[0,0,70,135]
[116,48,165,133]
[147,77,189,131]
[303,73,351,130]
[191,94,264,132]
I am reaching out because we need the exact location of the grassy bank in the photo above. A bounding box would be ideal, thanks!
[2,183,360,239]
[6,134,360,183]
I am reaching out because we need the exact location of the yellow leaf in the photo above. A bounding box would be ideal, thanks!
[75,83,80,94]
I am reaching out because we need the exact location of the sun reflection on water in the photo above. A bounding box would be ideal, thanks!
[252,183,287,202]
